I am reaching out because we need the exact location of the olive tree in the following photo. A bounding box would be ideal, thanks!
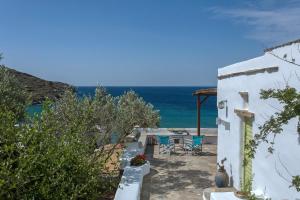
[92,87,117,144]
[115,90,160,137]
[0,66,29,119]
[0,73,117,199]
[0,61,160,199]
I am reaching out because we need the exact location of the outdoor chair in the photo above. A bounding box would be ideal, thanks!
[183,135,204,155]
[183,136,193,154]
[192,135,204,154]
[157,135,175,154]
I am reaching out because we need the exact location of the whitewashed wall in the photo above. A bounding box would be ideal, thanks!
[217,43,300,199]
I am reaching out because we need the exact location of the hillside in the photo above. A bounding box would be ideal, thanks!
[3,66,73,104]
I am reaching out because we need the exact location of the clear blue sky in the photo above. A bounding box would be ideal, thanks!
[0,0,299,86]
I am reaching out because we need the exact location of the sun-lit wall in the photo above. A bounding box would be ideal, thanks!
[217,42,300,199]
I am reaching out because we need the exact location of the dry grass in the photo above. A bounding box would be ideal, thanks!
[100,144,124,173]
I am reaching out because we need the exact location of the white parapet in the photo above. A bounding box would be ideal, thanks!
[210,192,242,200]
[114,161,150,200]
[114,133,150,200]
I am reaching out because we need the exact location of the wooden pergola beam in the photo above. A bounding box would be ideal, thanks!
[193,88,217,136]
[193,88,217,96]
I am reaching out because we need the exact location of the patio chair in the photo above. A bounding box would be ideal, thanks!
[157,135,175,154]
[183,135,204,155]
[183,136,193,154]
[192,135,204,154]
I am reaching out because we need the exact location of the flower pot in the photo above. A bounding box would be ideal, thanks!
[234,191,248,199]
[130,161,150,176]
[215,168,228,187]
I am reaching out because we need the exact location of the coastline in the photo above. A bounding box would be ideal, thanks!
[27,86,218,128]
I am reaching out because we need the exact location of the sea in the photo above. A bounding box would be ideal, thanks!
[27,86,217,128]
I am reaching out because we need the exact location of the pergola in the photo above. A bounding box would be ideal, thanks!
[193,88,217,136]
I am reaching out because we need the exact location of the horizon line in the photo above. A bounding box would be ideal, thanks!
[74,85,217,87]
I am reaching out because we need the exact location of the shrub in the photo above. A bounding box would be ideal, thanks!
[0,56,160,198]
[0,66,29,119]
[0,72,160,199]
[116,90,160,137]
[0,100,120,199]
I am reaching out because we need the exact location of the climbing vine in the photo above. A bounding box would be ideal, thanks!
[246,86,300,192]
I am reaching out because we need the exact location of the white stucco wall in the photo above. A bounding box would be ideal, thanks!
[217,42,300,199]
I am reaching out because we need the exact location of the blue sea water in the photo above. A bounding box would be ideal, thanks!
[28,86,217,128]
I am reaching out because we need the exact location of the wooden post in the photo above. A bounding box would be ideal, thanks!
[193,89,216,136]
[197,95,201,136]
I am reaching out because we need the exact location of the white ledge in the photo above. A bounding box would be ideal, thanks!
[218,66,278,80]
[234,109,255,118]
[114,161,150,200]
[114,133,149,200]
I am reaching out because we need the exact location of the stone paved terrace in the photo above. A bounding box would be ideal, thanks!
[141,144,217,200]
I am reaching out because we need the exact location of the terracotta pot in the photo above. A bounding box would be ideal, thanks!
[215,168,228,187]
[234,191,248,199]
[130,161,150,176]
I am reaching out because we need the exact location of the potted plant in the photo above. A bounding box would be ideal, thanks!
[215,158,228,187]
[234,191,249,199]
[234,192,265,200]
[235,176,254,199]
[130,154,150,176]
[130,154,147,166]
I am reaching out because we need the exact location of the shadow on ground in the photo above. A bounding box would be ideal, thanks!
[141,168,213,200]
[141,144,217,200]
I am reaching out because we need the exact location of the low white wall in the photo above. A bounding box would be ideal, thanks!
[115,128,218,200]
[114,135,150,200]
[114,161,150,200]
[217,44,300,199]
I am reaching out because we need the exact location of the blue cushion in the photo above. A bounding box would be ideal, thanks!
[192,136,203,146]
[158,135,170,145]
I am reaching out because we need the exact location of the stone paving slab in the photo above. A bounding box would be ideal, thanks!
[141,144,217,200]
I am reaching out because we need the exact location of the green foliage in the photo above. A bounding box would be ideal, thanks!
[0,70,160,199]
[42,91,99,142]
[0,64,160,198]
[116,90,160,137]
[247,85,300,192]
[247,194,259,200]
[0,101,118,199]
[0,66,29,119]
[257,87,300,153]
[243,176,252,193]
[255,86,300,153]
[0,111,19,198]
[46,87,160,142]
[291,175,300,192]
[246,86,300,156]
[93,87,117,143]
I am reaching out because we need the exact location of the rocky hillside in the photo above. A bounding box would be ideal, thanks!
[4,66,73,104]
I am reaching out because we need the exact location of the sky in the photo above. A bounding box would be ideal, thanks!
[0,0,299,86]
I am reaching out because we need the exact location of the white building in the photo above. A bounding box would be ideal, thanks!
[217,39,300,199]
